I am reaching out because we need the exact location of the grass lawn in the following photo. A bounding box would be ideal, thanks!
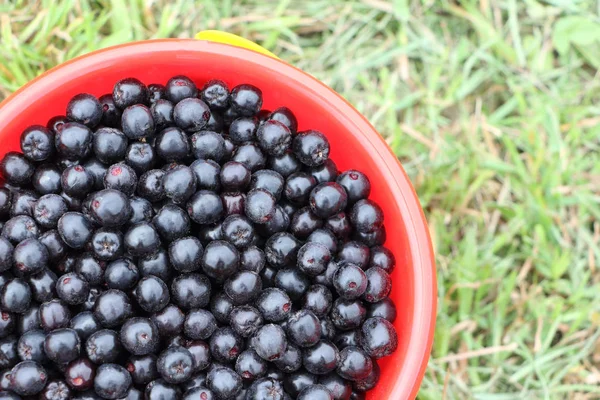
[2,1,600,399]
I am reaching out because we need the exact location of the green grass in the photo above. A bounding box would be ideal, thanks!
[2,1,600,399]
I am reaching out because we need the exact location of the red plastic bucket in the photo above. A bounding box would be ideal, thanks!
[0,39,436,400]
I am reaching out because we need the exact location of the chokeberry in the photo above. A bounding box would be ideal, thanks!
[20,125,54,162]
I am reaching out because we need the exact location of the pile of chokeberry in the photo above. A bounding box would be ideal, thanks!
[0,75,398,400]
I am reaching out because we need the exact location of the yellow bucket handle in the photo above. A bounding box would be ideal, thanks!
[195,31,279,60]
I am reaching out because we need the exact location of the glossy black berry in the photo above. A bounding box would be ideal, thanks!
[255,288,291,323]
[138,248,171,282]
[286,310,321,348]
[132,275,169,313]
[353,360,380,392]
[330,299,366,331]
[359,317,397,360]
[32,164,61,195]
[83,158,108,190]
[336,170,370,205]
[284,370,318,398]
[113,78,148,109]
[104,163,138,196]
[311,159,338,184]
[307,228,338,254]
[367,298,397,323]
[151,304,184,337]
[293,130,330,167]
[174,98,210,133]
[20,125,54,162]
[89,229,122,262]
[240,246,265,274]
[17,329,46,363]
[137,169,166,202]
[150,205,188,243]
[145,379,181,399]
[244,189,276,225]
[251,323,287,361]
[200,240,239,282]
[151,99,175,132]
[320,373,352,400]
[183,309,216,341]
[268,107,298,134]
[274,268,310,302]
[40,379,72,400]
[89,189,133,227]
[257,120,292,156]
[201,80,229,110]
[55,123,93,161]
[303,340,339,376]
[337,346,372,381]
[124,222,160,257]
[0,312,14,339]
[10,360,47,396]
[350,199,383,234]
[2,215,39,244]
[165,75,198,104]
[99,94,122,128]
[85,329,121,364]
[67,93,102,128]
[1,152,34,185]
[353,226,386,247]
[171,273,211,310]
[269,151,301,178]
[224,270,262,305]
[120,317,159,355]
[27,268,57,303]
[44,328,80,364]
[187,190,223,225]
[128,196,153,225]
[221,215,255,249]
[8,189,37,218]
[13,238,48,275]
[235,349,267,381]
[127,354,158,385]
[33,194,67,229]
[298,384,334,400]
[69,312,100,342]
[56,273,89,305]
[94,363,131,399]
[0,241,12,276]
[59,166,93,199]
[164,165,197,205]
[219,161,250,191]
[155,127,190,162]
[206,366,242,399]
[47,115,68,135]
[0,279,31,313]
[309,182,347,219]
[0,336,18,369]
[338,241,370,270]
[93,128,128,164]
[125,141,156,174]
[225,306,262,339]
[64,357,95,391]
[190,159,220,192]
[104,258,139,290]
[209,326,243,363]
[290,207,323,239]
[39,299,70,331]
[210,291,234,325]
[231,143,266,172]
[157,346,194,384]
[285,172,317,205]
[0,189,10,219]
[296,242,331,277]
[169,236,203,273]
[332,262,367,300]
[228,117,256,144]
[93,289,132,328]
[186,341,211,372]
[148,84,166,105]
[303,284,333,317]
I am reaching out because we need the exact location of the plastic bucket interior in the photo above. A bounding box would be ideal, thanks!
[0,39,436,400]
